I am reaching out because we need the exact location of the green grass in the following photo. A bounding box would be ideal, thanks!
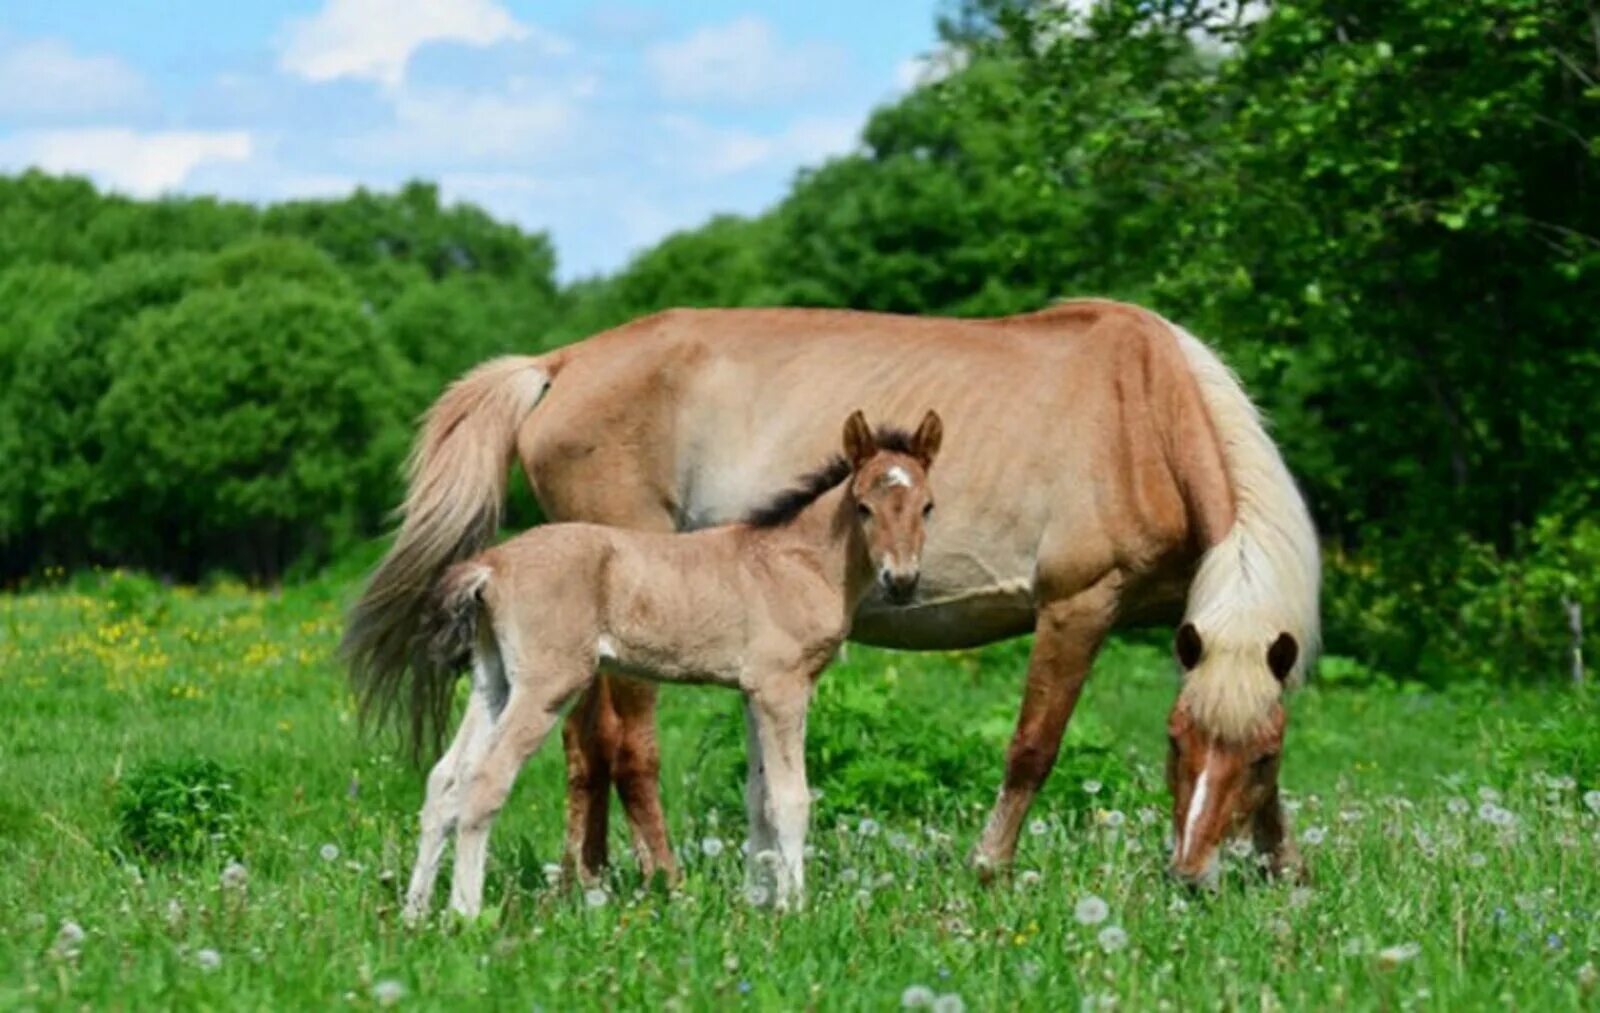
[2,569,1598,1010]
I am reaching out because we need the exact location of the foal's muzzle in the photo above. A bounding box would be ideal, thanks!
[879,569,919,605]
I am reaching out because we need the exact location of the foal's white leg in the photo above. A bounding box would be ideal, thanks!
[449,668,584,918]
[750,682,813,910]
[403,691,491,924]
[742,698,777,899]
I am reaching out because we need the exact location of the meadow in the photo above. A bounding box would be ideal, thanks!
[2,565,1598,1010]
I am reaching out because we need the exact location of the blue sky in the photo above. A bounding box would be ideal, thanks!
[0,1,941,277]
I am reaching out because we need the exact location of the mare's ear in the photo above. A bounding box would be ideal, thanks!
[842,410,876,467]
[911,410,944,468]
[1267,632,1299,683]
[1175,621,1203,670]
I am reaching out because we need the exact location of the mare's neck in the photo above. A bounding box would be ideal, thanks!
[748,481,874,614]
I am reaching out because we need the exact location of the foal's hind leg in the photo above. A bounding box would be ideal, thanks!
[973,580,1118,872]
[403,690,493,923]
[451,659,592,919]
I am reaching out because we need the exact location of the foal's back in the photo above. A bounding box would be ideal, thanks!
[474,523,822,688]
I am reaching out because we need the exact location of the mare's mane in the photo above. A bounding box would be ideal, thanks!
[743,426,917,528]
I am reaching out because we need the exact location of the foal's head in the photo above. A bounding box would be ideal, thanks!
[1166,622,1300,889]
[842,409,941,604]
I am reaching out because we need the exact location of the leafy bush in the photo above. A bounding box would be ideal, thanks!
[97,278,407,577]
[115,757,244,861]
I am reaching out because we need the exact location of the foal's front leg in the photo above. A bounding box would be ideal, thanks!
[747,678,813,909]
[742,699,777,898]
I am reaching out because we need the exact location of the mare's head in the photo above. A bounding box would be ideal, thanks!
[842,409,941,604]
[1166,622,1301,888]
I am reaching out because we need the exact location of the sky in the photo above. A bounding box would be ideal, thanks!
[0,1,942,278]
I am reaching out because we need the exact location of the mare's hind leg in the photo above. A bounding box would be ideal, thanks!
[450,658,593,919]
[611,677,676,881]
[973,579,1118,872]
[561,680,613,884]
[403,690,492,923]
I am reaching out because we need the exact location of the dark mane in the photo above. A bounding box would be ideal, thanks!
[743,426,917,528]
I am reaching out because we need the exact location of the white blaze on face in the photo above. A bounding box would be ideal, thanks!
[884,465,913,488]
[1181,756,1211,863]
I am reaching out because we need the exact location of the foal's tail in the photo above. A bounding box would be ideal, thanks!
[342,354,558,760]
[425,562,493,677]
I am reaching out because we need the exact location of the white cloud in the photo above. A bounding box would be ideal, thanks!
[279,0,563,89]
[660,114,859,179]
[0,129,253,196]
[0,38,150,118]
[361,86,574,162]
[646,17,847,106]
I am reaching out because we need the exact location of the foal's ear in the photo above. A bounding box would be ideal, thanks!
[910,410,944,468]
[1267,632,1299,683]
[842,410,876,467]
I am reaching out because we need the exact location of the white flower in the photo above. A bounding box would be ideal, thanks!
[1446,797,1470,816]
[220,861,248,891]
[319,843,340,863]
[1082,779,1102,796]
[745,884,771,907]
[583,888,608,908]
[700,837,725,858]
[901,985,937,1008]
[889,832,911,850]
[1100,809,1126,829]
[1137,807,1160,826]
[1551,775,1576,791]
[1017,870,1042,889]
[840,867,860,884]
[53,921,86,959]
[1074,895,1109,925]
[931,994,966,1013]
[1584,790,1600,814]
[1478,786,1501,803]
[1376,942,1421,968]
[372,979,406,1007]
[1097,925,1128,953]
[858,818,881,837]
[1029,819,1049,837]
[195,948,221,972]
[1302,826,1327,846]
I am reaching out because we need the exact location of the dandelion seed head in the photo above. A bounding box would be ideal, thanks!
[319,843,340,863]
[744,884,771,907]
[858,818,881,837]
[1583,790,1600,814]
[700,837,725,858]
[901,985,936,1008]
[1082,779,1102,796]
[53,920,86,959]
[1446,797,1469,816]
[372,979,406,1007]
[1302,826,1327,846]
[1017,870,1042,889]
[1029,818,1049,837]
[220,861,248,891]
[1097,925,1128,953]
[1467,852,1487,869]
[194,948,221,972]
[931,993,966,1013]
[583,888,609,908]
[1074,895,1110,925]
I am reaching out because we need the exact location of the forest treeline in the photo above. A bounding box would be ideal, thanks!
[1,0,1595,682]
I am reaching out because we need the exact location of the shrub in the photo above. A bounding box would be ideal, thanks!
[97,278,408,578]
[115,757,244,861]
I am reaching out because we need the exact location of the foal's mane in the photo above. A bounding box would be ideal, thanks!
[743,426,918,528]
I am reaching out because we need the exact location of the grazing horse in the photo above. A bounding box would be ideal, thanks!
[401,411,941,919]
[343,299,1320,889]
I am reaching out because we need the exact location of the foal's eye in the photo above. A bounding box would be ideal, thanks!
[856,503,872,521]
[922,502,934,518]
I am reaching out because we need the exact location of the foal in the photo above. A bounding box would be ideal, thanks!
[403,409,942,920]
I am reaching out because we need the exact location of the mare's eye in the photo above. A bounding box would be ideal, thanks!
[922,502,934,518]
[856,503,872,520]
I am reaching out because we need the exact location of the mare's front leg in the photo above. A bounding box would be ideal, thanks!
[403,690,492,924]
[1252,790,1306,883]
[450,659,592,919]
[973,579,1118,873]
[747,676,814,910]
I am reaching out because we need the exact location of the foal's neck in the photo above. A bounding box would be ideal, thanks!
[746,482,873,612]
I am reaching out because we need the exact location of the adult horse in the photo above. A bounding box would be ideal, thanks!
[344,299,1320,888]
